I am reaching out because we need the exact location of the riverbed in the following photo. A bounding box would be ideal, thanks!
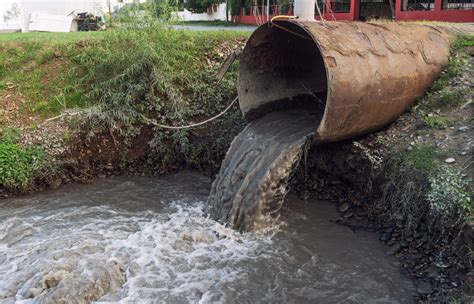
[0,173,414,303]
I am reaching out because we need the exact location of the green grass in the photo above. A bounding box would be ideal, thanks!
[0,31,104,43]
[0,28,247,120]
[451,34,474,51]
[422,113,448,129]
[0,33,95,118]
[419,34,472,111]
[0,128,45,190]
[399,144,440,174]
[0,24,249,182]
[71,24,248,170]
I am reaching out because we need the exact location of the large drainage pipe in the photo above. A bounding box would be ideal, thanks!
[237,20,458,143]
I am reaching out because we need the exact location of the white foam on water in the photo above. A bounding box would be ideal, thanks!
[0,199,280,304]
[105,202,280,303]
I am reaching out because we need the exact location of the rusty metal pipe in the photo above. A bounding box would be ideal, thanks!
[237,21,457,143]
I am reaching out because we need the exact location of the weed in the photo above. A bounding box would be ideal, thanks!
[381,145,439,231]
[0,127,21,144]
[0,18,248,183]
[422,114,448,129]
[420,34,472,111]
[399,144,440,174]
[427,166,470,231]
[381,144,471,251]
[451,34,474,51]
[423,87,466,110]
[36,48,56,65]
[0,143,45,189]
[171,20,254,27]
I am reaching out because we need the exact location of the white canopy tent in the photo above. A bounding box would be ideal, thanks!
[0,0,139,32]
[18,0,103,32]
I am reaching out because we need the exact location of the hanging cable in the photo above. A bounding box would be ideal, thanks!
[325,0,336,21]
[314,1,327,25]
[141,96,239,130]
[269,15,312,40]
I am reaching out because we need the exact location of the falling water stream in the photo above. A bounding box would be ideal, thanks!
[207,109,320,231]
[0,173,414,303]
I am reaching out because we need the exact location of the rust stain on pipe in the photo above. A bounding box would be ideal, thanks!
[237,21,467,143]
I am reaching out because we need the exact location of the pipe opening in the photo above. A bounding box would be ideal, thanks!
[238,21,328,121]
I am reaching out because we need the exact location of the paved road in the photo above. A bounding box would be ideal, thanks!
[172,24,257,32]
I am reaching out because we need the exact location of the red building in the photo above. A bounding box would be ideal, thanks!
[234,0,473,24]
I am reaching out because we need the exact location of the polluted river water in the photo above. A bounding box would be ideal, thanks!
[0,173,415,303]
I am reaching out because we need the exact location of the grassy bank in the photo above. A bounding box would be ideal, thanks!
[0,25,248,193]
[380,34,473,243]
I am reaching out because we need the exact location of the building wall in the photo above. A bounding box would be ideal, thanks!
[234,0,473,23]
[395,0,473,23]
[173,3,227,21]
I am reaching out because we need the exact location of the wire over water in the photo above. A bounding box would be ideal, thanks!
[141,96,239,130]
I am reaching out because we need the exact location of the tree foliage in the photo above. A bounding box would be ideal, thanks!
[3,3,20,24]
[184,0,225,14]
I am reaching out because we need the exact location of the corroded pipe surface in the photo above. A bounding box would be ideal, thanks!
[237,21,466,143]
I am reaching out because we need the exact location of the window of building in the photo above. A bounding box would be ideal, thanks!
[315,0,327,14]
[315,0,351,14]
[360,0,393,19]
[442,0,473,9]
[402,0,435,10]
[331,0,351,12]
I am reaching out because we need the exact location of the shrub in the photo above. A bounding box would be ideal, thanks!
[422,114,448,129]
[0,143,45,189]
[184,0,224,14]
[427,166,471,232]
[0,127,21,144]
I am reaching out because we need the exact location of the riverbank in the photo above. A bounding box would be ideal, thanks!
[0,25,248,196]
[291,35,473,302]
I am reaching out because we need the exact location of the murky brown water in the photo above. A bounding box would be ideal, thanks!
[207,109,319,231]
[0,173,414,303]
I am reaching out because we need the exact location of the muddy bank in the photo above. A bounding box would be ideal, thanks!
[0,110,245,198]
[291,140,472,302]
